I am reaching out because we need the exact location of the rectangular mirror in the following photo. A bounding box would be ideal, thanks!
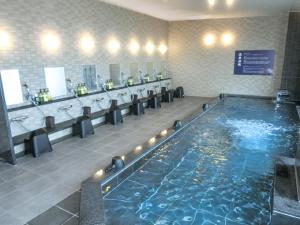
[0,69,23,106]
[83,65,97,91]
[161,61,167,77]
[44,67,67,98]
[109,64,120,85]
[146,62,154,76]
[130,63,139,82]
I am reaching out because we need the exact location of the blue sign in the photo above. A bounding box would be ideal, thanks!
[234,50,275,75]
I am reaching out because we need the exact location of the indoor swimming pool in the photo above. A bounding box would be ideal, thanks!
[103,97,299,225]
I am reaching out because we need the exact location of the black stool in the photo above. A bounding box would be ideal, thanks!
[161,87,174,103]
[73,117,95,138]
[147,90,161,109]
[27,128,53,158]
[174,86,184,98]
[106,100,123,125]
[130,94,145,116]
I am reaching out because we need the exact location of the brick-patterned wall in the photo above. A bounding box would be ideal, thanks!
[168,15,289,97]
[281,12,300,100]
[0,0,168,94]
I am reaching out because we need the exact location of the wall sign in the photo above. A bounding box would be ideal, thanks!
[234,50,275,75]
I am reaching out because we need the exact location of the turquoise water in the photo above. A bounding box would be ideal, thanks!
[103,97,299,225]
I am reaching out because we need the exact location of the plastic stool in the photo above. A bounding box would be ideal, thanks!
[130,94,145,116]
[174,87,184,98]
[80,118,94,138]
[29,128,53,158]
[147,90,161,109]
[106,100,123,125]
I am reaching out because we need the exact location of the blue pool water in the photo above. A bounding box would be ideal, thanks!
[103,97,299,225]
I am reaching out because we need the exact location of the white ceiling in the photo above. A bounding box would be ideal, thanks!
[100,0,300,21]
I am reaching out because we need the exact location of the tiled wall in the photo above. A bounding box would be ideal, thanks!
[0,0,168,93]
[281,12,300,100]
[168,15,289,97]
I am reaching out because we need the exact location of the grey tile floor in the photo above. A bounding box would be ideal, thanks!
[0,97,211,225]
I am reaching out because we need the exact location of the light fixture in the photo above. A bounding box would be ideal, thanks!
[221,32,234,46]
[149,137,156,144]
[121,155,125,161]
[95,169,104,176]
[135,145,142,151]
[80,34,95,52]
[203,33,216,47]
[107,37,120,54]
[128,39,140,55]
[0,30,11,50]
[158,43,168,55]
[226,0,234,7]
[41,31,61,52]
[160,129,168,136]
[145,41,155,55]
[208,0,216,8]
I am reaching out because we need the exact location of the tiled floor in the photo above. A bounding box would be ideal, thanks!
[0,97,210,225]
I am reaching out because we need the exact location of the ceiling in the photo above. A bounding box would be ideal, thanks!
[100,0,300,21]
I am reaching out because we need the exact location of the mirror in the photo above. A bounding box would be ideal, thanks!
[146,62,154,75]
[109,64,121,86]
[130,63,139,82]
[146,62,154,80]
[44,67,67,98]
[0,69,23,106]
[83,65,97,91]
[161,61,167,77]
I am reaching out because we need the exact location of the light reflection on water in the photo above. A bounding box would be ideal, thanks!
[104,98,299,225]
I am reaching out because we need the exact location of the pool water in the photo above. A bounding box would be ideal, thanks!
[103,97,299,225]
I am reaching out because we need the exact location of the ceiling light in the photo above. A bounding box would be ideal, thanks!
[158,43,168,55]
[0,30,11,50]
[80,34,95,52]
[221,32,234,46]
[128,39,140,55]
[107,38,121,54]
[42,31,61,52]
[203,33,216,47]
[145,41,155,55]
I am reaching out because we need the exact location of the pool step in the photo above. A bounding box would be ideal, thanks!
[273,156,300,219]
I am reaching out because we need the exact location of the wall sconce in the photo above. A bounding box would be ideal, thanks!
[221,32,234,46]
[41,31,61,52]
[158,43,168,55]
[107,38,120,54]
[226,0,234,7]
[80,34,95,53]
[203,33,216,47]
[145,41,155,55]
[208,0,216,8]
[128,39,140,55]
[0,30,12,50]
